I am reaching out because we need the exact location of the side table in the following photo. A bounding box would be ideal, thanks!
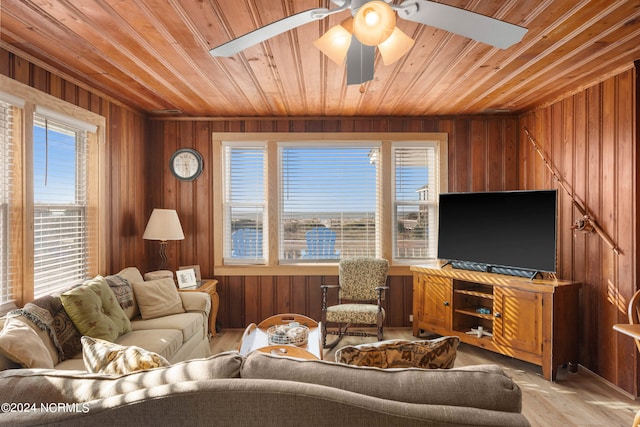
[179,279,219,338]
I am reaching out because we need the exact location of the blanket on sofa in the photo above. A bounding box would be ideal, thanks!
[8,295,82,362]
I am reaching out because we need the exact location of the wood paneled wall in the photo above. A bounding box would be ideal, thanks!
[4,45,639,395]
[0,47,148,276]
[146,117,520,330]
[519,65,638,395]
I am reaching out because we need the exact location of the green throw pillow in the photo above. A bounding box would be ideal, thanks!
[60,276,132,342]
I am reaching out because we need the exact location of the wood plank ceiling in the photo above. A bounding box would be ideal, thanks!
[1,0,639,117]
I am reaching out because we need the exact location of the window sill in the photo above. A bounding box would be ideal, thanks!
[214,264,413,276]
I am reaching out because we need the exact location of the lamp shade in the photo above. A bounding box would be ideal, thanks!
[353,1,396,46]
[143,209,185,241]
[377,27,415,65]
[313,19,353,65]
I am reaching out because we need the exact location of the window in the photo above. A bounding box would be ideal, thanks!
[393,144,439,260]
[0,74,105,314]
[280,143,381,262]
[222,143,267,264]
[215,133,448,274]
[0,100,16,312]
[32,114,90,297]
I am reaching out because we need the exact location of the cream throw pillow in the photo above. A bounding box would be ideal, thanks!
[132,278,185,320]
[81,336,170,374]
[0,317,55,369]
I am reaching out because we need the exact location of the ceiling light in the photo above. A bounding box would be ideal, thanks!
[377,27,415,65]
[313,18,353,65]
[353,1,396,46]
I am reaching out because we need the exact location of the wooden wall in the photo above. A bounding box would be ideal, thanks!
[519,65,638,395]
[0,47,148,276]
[4,45,639,396]
[146,117,520,330]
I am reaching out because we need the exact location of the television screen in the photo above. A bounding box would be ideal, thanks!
[437,190,557,275]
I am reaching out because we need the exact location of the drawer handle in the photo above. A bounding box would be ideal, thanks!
[443,301,450,307]
[494,312,501,318]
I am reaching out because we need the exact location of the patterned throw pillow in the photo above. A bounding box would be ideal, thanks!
[60,276,132,342]
[81,336,170,374]
[335,336,460,369]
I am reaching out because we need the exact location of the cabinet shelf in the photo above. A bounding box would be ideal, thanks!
[455,307,494,320]
[454,289,494,300]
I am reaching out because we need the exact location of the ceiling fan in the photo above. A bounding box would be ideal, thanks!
[209,0,527,85]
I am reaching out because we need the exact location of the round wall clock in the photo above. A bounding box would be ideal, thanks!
[169,148,204,181]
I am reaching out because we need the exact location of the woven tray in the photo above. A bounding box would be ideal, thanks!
[267,324,309,346]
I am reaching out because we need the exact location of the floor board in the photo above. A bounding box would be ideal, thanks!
[210,327,639,427]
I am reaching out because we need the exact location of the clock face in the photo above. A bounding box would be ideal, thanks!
[170,149,203,181]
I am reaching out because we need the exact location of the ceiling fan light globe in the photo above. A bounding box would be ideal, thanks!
[314,24,353,65]
[378,27,415,65]
[353,1,396,46]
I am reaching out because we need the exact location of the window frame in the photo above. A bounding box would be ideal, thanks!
[0,74,106,311]
[213,133,448,276]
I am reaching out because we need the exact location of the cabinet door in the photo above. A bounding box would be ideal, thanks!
[493,287,542,355]
[415,274,452,330]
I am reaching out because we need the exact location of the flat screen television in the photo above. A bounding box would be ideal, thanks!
[437,190,557,278]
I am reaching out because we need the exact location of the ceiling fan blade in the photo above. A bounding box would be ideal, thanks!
[346,36,375,85]
[210,8,331,57]
[397,0,527,49]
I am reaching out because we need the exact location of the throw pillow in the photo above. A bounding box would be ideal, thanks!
[132,278,185,320]
[81,336,170,374]
[104,274,135,318]
[0,317,55,369]
[60,276,132,342]
[335,336,460,369]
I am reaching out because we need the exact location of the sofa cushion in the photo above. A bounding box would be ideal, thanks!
[60,276,132,342]
[115,267,144,320]
[241,352,522,413]
[115,329,182,361]
[131,312,203,343]
[335,336,459,369]
[0,317,54,369]
[132,278,185,320]
[81,336,170,374]
[0,351,244,404]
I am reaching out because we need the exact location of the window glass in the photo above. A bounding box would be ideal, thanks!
[280,144,380,261]
[33,114,88,297]
[223,144,266,264]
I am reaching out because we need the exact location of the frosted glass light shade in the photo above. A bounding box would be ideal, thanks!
[377,27,415,65]
[314,20,353,65]
[143,209,185,241]
[353,1,396,46]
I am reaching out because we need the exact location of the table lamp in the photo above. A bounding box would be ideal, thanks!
[143,208,184,270]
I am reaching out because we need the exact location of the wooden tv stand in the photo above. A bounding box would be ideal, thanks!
[411,263,581,381]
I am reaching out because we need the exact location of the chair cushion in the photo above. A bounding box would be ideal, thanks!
[60,276,132,342]
[132,278,185,320]
[335,336,460,369]
[339,258,388,300]
[81,336,170,374]
[326,303,384,324]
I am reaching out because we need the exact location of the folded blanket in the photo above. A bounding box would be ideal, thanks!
[9,295,82,363]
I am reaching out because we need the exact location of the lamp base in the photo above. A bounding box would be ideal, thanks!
[158,241,169,271]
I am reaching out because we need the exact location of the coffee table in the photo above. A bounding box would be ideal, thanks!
[238,313,323,360]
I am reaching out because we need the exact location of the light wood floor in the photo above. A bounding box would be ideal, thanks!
[210,327,639,427]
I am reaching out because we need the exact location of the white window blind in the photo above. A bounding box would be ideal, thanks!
[223,144,266,264]
[393,143,439,260]
[279,144,381,262]
[33,113,89,297]
[0,101,16,312]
